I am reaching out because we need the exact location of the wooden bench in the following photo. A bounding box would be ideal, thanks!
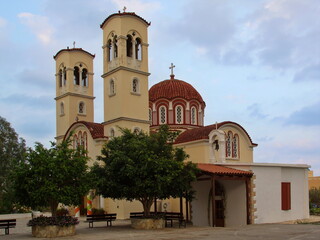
[130,212,186,228]
[0,219,16,235]
[86,213,117,228]
[164,212,186,228]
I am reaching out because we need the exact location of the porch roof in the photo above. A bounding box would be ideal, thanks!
[197,163,253,177]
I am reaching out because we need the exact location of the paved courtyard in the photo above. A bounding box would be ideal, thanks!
[1,216,320,240]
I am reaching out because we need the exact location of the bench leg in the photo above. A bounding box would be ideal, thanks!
[89,222,93,228]
[5,228,9,235]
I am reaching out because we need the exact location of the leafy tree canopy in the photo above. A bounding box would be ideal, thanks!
[0,116,26,213]
[13,135,91,216]
[91,125,199,216]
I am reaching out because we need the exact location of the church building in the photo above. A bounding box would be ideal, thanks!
[54,10,310,227]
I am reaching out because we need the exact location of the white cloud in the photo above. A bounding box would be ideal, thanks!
[0,17,6,28]
[18,12,54,45]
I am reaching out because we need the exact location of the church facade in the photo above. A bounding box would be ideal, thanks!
[54,11,309,227]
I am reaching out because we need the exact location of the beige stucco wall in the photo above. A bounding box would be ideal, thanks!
[55,50,95,141]
[308,171,320,189]
[176,140,210,164]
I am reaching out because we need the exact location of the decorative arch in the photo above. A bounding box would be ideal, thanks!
[73,134,78,149]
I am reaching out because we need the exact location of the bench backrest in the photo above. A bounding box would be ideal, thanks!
[0,219,16,223]
[86,214,116,220]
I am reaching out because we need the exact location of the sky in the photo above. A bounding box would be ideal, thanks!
[0,0,319,175]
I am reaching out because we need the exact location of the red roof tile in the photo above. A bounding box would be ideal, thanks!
[174,121,257,146]
[197,163,253,176]
[100,12,150,29]
[65,121,106,140]
[53,48,95,59]
[149,79,205,105]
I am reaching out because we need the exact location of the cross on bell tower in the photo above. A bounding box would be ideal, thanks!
[169,63,175,79]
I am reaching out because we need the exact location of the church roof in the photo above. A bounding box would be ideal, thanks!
[65,121,106,140]
[100,12,150,29]
[174,121,258,146]
[197,163,253,176]
[53,48,95,59]
[149,78,205,105]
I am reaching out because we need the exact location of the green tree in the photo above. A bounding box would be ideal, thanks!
[0,116,26,213]
[91,125,198,217]
[13,135,91,216]
[309,187,320,207]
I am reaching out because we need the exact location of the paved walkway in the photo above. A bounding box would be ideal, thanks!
[1,216,320,240]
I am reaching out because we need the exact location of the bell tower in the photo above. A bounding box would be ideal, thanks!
[100,11,150,136]
[54,47,95,142]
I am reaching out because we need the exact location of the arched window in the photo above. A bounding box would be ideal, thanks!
[83,132,87,150]
[149,108,152,122]
[159,106,167,124]
[73,134,78,149]
[78,131,83,147]
[60,102,64,115]
[63,67,67,86]
[191,106,197,125]
[175,105,183,124]
[110,128,115,137]
[132,78,139,93]
[232,134,239,158]
[133,127,140,134]
[79,102,85,114]
[107,39,113,61]
[226,131,232,158]
[59,69,63,87]
[82,68,88,87]
[113,36,118,58]
[74,66,80,85]
[135,38,142,60]
[110,79,115,95]
[127,35,133,57]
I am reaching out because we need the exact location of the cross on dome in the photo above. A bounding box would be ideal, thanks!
[73,41,76,48]
[169,63,175,79]
[123,6,127,12]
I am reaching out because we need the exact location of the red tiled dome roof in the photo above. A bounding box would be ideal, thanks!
[149,79,205,104]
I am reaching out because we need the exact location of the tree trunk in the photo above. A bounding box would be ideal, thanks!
[50,200,59,217]
[141,198,154,217]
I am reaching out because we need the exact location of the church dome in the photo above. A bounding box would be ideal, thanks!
[148,76,206,131]
[149,78,205,104]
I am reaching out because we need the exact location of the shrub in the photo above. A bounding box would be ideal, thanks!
[56,208,69,216]
[27,216,79,227]
[92,208,105,215]
[310,208,320,216]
